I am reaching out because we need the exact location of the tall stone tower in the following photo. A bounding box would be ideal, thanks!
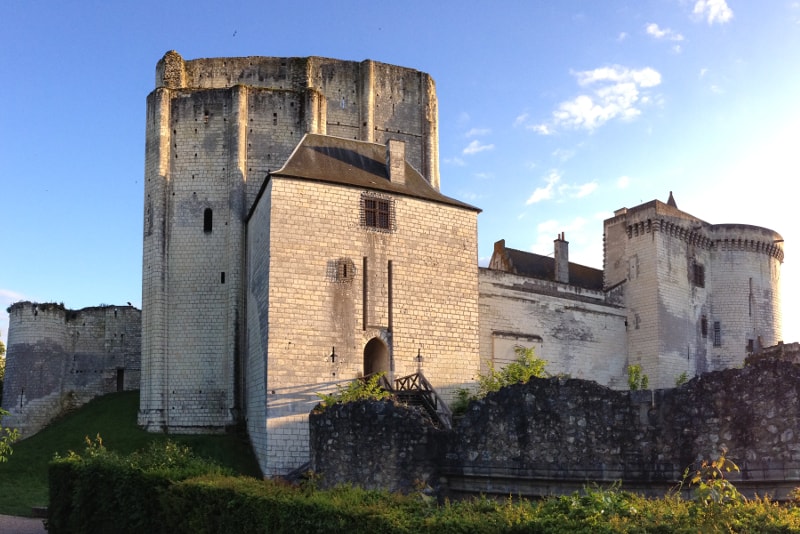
[603,196,783,388]
[139,51,440,432]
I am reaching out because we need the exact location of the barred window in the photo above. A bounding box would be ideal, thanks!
[327,258,356,283]
[692,262,705,288]
[360,193,395,232]
[713,321,721,347]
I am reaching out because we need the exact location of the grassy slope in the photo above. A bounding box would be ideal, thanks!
[0,391,261,516]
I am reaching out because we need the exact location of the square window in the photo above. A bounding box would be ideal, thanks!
[361,193,394,232]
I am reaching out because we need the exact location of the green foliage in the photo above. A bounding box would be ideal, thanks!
[627,364,649,390]
[0,390,260,517]
[686,449,743,506]
[316,373,390,411]
[0,408,19,463]
[479,345,548,396]
[48,434,231,534]
[675,371,689,387]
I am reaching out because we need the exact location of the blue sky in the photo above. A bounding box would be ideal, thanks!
[2,1,800,344]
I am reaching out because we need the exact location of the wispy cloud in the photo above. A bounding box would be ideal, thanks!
[617,32,628,42]
[552,148,576,162]
[465,127,491,137]
[693,0,733,25]
[443,156,466,166]
[617,175,631,188]
[462,140,495,155]
[645,23,684,41]
[526,170,561,205]
[526,65,662,133]
[566,181,598,198]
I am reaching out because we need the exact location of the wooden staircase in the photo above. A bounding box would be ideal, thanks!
[378,372,453,429]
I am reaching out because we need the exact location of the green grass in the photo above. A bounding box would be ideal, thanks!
[0,390,261,516]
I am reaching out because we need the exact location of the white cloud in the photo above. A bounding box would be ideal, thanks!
[672,44,682,54]
[617,175,631,188]
[530,123,553,135]
[552,148,576,162]
[699,67,708,78]
[462,140,494,155]
[527,65,662,133]
[693,0,733,25]
[459,191,480,201]
[530,217,600,267]
[444,156,466,166]
[573,181,598,198]
[473,172,494,180]
[526,170,561,205]
[465,127,491,137]
[513,112,530,127]
[617,32,628,42]
[646,23,684,41]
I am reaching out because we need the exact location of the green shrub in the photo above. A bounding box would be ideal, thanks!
[48,435,229,534]
[316,372,390,411]
[627,364,649,391]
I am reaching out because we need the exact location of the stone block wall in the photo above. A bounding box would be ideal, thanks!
[478,268,628,388]
[246,176,479,476]
[3,302,141,437]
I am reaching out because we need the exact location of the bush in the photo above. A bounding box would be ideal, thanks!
[315,372,390,411]
[48,435,229,534]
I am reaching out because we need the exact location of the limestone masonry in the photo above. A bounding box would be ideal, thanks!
[2,52,785,477]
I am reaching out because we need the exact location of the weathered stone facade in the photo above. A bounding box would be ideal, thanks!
[483,196,783,390]
[140,51,442,435]
[311,359,800,499]
[2,302,140,437]
[245,134,479,475]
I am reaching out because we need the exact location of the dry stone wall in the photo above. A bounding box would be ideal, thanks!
[310,359,800,498]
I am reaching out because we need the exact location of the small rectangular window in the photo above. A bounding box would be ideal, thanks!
[204,208,213,233]
[692,262,705,288]
[713,321,721,347]
[701,315,708,337]
[361,193,394,231]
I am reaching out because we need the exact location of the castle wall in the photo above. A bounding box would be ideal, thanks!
[141,52,441,436]
[478,268,628,388]
[311,359,800,500]
[3,302,140,437]
[246,177,479,475]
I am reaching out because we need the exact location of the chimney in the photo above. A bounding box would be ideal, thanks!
[554,232,569,284]
[386,139,406,185]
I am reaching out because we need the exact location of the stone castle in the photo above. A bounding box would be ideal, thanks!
[2,52,785,477]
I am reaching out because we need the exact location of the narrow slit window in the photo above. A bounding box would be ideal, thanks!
[204,208,213,233]
[221,272,226,284]
[701,315,708,338]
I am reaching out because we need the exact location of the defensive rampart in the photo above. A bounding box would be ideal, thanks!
[2,301,141,437]
[310,359,800,499]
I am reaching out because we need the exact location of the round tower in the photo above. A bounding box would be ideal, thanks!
[2,302,69,411]
[708,224,783,368]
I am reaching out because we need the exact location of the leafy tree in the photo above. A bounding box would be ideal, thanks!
[0,408,18,462]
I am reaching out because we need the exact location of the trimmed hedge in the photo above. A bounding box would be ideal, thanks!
[49,442,800,533]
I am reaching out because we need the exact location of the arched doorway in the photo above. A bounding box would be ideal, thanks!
[363,337,390,376]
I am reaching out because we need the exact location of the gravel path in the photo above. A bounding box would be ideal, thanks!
[0,514,47,533]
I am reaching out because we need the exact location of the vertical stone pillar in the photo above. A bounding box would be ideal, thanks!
[360,60,375,142]
[554,233,569,284]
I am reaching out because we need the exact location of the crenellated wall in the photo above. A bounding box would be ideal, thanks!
[2,301,141,437]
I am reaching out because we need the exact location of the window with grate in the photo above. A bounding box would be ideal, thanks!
[360,193,395,232]
[693,262,705,288]
[327,258,356,283]
[713,321,721,347]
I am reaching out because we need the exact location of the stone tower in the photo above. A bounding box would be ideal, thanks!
[139,51,441,432]
[603,196,783,388]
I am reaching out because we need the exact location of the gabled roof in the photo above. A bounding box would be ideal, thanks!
[490,240,604,291]
[267,134,480,212]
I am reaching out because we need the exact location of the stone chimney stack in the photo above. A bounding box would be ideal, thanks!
[554,232,569,284]
[386,139,406,185]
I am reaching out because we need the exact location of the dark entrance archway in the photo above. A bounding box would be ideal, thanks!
[363,337,390,376]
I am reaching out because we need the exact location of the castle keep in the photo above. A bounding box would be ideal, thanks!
[2,52,785,478]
